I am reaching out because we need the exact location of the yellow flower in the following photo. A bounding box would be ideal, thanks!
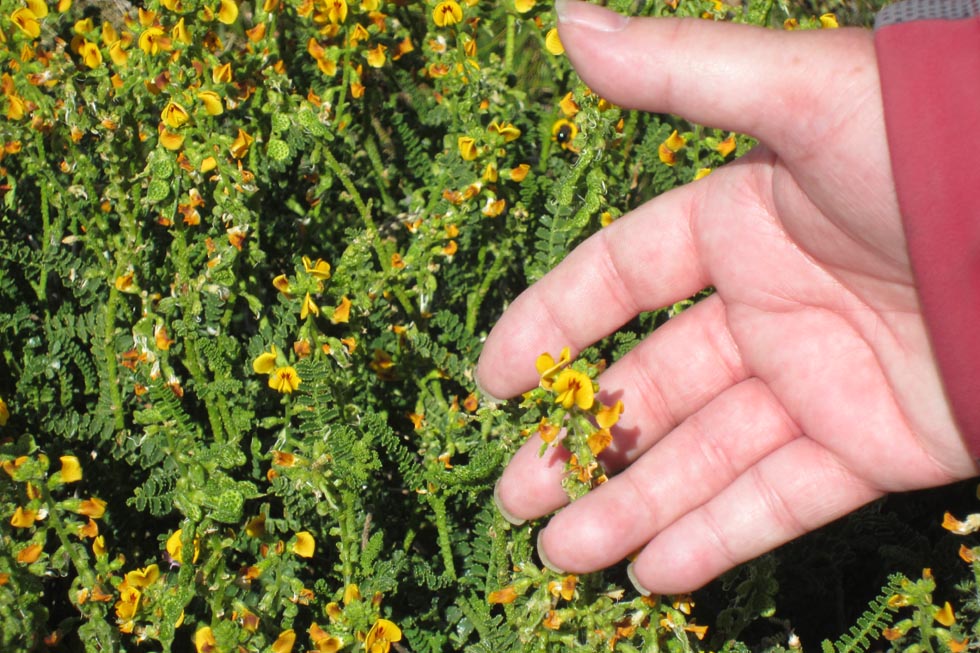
[194,626,217,653]
[343,583,360,604]
[514,0,535,13]
[78,40,102,68]
[93,535,106,557]
[26,0,47,18]
[326,0,348,24]
[331,296,351,324]
[0,398,9,426]
[272,629,296,653]
[693,167,712,181]
[544,28,563,55]
[936,601,956,627]
[253,345,279,374]
[292,531,315,557]
[559,92,579,118]
[300,293,319,319]
[364,619,402,653]
[212,62,233,83]
[586,428,612,455]
[172,17,192,44]
[303,256,332,279]
[269,366,301,393]
[716,134,736,157]
[535,417,559,443]
[487,120,521,142]
[595,400,624,428]
[488,586,518,604]
[76,497,107,519]
[548,574,577,600]
[125,564,160,588]
[664,129,686,152]
[60,455,82,482]
[552,369,594,411]
[230,128,253,158]
[551,118,578,150]
[309,623,343,653]
[11,8,41,39]
[457,136,478,161]
[166,528,200,564]
[161,100,190,129]
[108,40,128,66]
[432,0,462,26]
[17,543,43,564]
[819,12,839,28]
[10,507,38,528]
[535,347,571,388]
[159,126,184,150]
[658,142,676,166]
[217,0,239,24]
[365,43,386,68]
[509,163,530,182]
[138,26,171,55]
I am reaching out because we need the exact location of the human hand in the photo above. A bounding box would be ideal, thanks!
[475,0,978,594]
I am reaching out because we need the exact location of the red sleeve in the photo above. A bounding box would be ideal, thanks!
[874,0,980,457]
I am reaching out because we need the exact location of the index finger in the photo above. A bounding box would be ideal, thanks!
[475,180,708,399]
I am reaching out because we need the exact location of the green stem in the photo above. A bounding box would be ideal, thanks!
[102,285,126,431]
[40,485,96,588]
[504,13,516,72]
[320,142,415,315]
[465,241,509,335]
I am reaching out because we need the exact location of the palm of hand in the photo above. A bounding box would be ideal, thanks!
[477,12,976,593]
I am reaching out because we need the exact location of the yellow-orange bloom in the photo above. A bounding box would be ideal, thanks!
[458,136,478,161]
[0,398,8,426]
[197,90,223,115]
[488,586,518,604]
[535,347,571,388]
[230,128,253,158]
[253,345,279,374]
[432,0,462,26]
[172,17,192,44]
[269,367,301,393]
[272,629,296,653]
[161,100,190,129]
[331,296,351,324]
[11,8,41,39]
[212,62,233,83]
[595,400,624,428]
[292,531,315,558]
[819,12,839,28]
[194,626,217,653]
[514,0,535,13]
[936,601,956,627]
[10,506,38,528]
[487,120,521,142]
[552,369,594,411]
[365,43,386,68]
[586,428,612,456]
[138,26,171,54]
[544,28,563,55]
[78,40,102,68]
[325,0,348,24]
[17,543,43,564]
[75,497,107,519]
[59,455,83,483]
[26,0,48,18]
[509,163,530,182]
[302,256,332,279]
[364,619,402,653]
[300,293,320,319]
[125,564,160,588]
[217,0,239,24]
[166,528,200,564]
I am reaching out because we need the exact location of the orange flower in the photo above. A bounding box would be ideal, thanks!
[553,369,594,411]
[364,619,402,653]
[10,506,38,528]
[17,543,43,564]
[75,497,107,519]
[331,296,351,324]
[229,128,253,158]
[487,586,518,604]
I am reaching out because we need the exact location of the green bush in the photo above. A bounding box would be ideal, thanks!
[2,0,979,650]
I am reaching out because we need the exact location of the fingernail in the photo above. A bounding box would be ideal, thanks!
[554,0,630,32]
[494,480,526,526]
[537,530,566,574]
[626,562,652,597]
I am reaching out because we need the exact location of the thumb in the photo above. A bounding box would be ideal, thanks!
[554,0,877,149]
